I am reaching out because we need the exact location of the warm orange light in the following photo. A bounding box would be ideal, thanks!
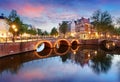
[73,51,76,55]
[14,28,18,32]
[94,51,97,54]
[88,54,90,57]
[88,31,91,34]
[107,34,110,38]
[100,34,103,37]
[12,24,16,29]
[112,42,115,46]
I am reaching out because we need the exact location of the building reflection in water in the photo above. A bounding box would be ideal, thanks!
[0,45,120,76]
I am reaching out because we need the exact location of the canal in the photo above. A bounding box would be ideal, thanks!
[0,45,120,82]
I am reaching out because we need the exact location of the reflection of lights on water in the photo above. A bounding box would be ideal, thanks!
[73,51,76,55]
[112,42,115,46]
[36,43,45,52]
[88,54,90,57]
[106,44,110,49]
[94,51,97,55]
[105,42,115,49]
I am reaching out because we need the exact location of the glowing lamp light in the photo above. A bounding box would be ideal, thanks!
[107,34,110,38]
[14,28,18,32]
[100,34,103,37]
[88,31,91,34]
[12,24,16,29]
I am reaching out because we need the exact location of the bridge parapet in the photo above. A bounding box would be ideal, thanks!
[1,38,120,57]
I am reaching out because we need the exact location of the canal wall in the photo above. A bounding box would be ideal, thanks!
[0,41,38,57]
[79,39,98,45]
[0,39,119,57]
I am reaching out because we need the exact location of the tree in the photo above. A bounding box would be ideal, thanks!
[115,18,120,35]
[50,27,58,36]
[43,31,49,35]
[117,18,120,26]
[28,28,37,35]
[8,10,23,36]
[37,28,42,35]
[20,24,29,34]
[59,21,68,38]
[91,10,114,35]
[8,10,18,22]
[114,27,120,35]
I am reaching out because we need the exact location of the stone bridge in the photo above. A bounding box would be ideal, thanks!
[0,38,119,57]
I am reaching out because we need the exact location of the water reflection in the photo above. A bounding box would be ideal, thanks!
[36,43,45,52]
[54,46,70,55]
[90,53,112,74]
[0,45,120,82]
[60,52,71,62]
[71,45,79,55]
[0,52,37,75]
[35,48,52,58]
[116,57,120,82]
[100,40,116,51]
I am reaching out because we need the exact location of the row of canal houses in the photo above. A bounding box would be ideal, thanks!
[0,13,97,41]
[59,17,97,39]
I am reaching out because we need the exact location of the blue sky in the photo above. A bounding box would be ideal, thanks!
[0,0,120,32]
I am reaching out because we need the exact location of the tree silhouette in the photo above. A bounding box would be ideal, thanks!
[91,10,114,36]
[90,50,112,74]
[59,21,68,38]
[50,27,58,36]
[60,52,70,62]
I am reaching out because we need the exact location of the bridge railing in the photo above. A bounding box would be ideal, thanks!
[0,35,120,43]
[0,35,60,43]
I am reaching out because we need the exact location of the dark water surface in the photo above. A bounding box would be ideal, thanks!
[0,45,120,82]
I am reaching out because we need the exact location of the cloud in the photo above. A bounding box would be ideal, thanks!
[0,0,120,32]
[17,4,45,18]
[0,1,46,18]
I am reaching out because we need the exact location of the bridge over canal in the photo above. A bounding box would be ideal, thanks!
[0,38,119,57]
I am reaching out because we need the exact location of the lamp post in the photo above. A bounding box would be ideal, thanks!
[11,24,17,42]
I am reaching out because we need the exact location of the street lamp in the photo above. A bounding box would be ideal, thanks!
[12,24,16,29]
[11,24,17,42]
[14,28,18,32]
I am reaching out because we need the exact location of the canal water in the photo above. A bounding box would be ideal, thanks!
[0,45,120,82]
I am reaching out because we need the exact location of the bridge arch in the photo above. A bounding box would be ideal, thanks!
[54,46,70,55]
[35,40,52,50]
[34,49,52,58]
[71,39,79,46]
[99,40,116,51]
[53,39,70,48]
[71,45,79,55]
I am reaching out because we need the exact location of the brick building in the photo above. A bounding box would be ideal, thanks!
[74,17,94,39]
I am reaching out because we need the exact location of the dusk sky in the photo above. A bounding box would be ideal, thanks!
[0,0,120,32]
